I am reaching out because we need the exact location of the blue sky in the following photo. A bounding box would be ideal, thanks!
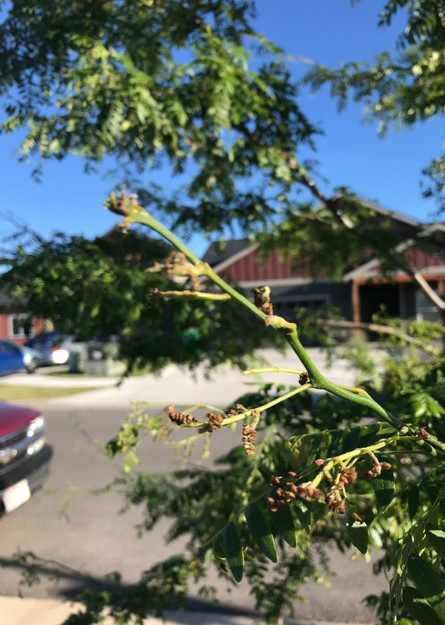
[1,0,442,255]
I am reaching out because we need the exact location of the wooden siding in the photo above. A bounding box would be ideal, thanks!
[351,244,445,282]
[221,248,309,282]
[404,245,445,268]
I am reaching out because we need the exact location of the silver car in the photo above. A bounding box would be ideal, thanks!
[25,333,73,366]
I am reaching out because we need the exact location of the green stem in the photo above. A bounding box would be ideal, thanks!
[222,383,311,426]
[132,210,267,322]
[243,367,305,376]
[310,433,412,489]
[121,204,445,457]
[157,290,231,301]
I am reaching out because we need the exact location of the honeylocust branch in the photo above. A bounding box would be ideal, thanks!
[152,289,231,301]
[105,194,445,456]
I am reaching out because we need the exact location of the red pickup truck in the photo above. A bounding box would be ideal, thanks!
[0,403,52,514]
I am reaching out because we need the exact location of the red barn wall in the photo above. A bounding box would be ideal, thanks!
[221,248,309,282]
[404,245,445,269]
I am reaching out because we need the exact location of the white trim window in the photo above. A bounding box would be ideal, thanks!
[415,290,441,322]
[8,314,32,339]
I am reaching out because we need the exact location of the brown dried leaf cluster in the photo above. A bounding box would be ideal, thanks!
[147,251,206,290]
[325,466,358,514]
[208,413,224,431]
[267,472,323,512]
[242,424,257,456]
[368,461,392,478]
[252,286,274,315]
[167,405,199,426]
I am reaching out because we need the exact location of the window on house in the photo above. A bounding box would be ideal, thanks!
[8,314,32,338]
[274,296,330,321]
[415,290,441,322]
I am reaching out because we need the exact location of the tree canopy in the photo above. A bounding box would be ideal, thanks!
[0,0,318,233]
[2,3,445,625]
[0,227,276,370]
[305,0,445,209]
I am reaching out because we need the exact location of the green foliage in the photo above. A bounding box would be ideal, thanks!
[223,522,244,582]
[406,555,445,624]
[372,457,395,508]
[347,522,369,555]
[245,502,277,563]
[2,3,445,625]
[0,230,278,370]
[269,503,296,548]
[0,0,317,233]
[304,0,445,209]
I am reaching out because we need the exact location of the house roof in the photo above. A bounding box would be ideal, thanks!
[337,196,421,228]
[202,200,422,268]
[202,239,251,267]
[200,199,443,283]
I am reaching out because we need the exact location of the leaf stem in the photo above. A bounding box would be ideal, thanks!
[243,367,306,376]
[113,200,445,458]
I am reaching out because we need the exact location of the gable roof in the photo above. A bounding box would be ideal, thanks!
[202,239,251,267]
[200,200,442,283]
[341,197,421,228]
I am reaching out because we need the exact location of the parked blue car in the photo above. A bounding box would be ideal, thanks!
[0,340,39,375]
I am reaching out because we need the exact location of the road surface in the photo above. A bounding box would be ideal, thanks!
[0,400,385,623]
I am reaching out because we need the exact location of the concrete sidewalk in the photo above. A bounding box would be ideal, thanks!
[42,347,358,409]
[0,596,370,625]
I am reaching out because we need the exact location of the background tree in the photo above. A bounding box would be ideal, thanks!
[1,0,444,314]
[304,0,445,209]
[2,2,445,625]
[0,227,273,370]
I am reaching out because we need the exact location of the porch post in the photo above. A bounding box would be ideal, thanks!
[351,280,361,323]
[438,279,445,298]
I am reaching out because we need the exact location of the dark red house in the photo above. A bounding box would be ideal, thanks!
[203,202,445,324]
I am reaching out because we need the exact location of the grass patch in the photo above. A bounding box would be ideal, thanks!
[0,385,101,401]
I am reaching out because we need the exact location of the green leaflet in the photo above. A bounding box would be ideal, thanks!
[403,586,443,625]
[270,503,296,548]
[398,618,416,625]
[408,484,420,520]
[373,456,395,508]
[294,500,312,533]
[427,529,445,560]
[407,555,445,623]
[245,503,278,562]
[222,522,244,582]
[213,532,226,560]
[285,423,395,471]
[347,521,369,555]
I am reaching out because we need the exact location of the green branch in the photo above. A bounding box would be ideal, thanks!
[105,194,445,457]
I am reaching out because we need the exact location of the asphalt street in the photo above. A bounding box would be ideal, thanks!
[0,401,385,624]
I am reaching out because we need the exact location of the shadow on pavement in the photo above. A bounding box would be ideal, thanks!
[0,555,259,619]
